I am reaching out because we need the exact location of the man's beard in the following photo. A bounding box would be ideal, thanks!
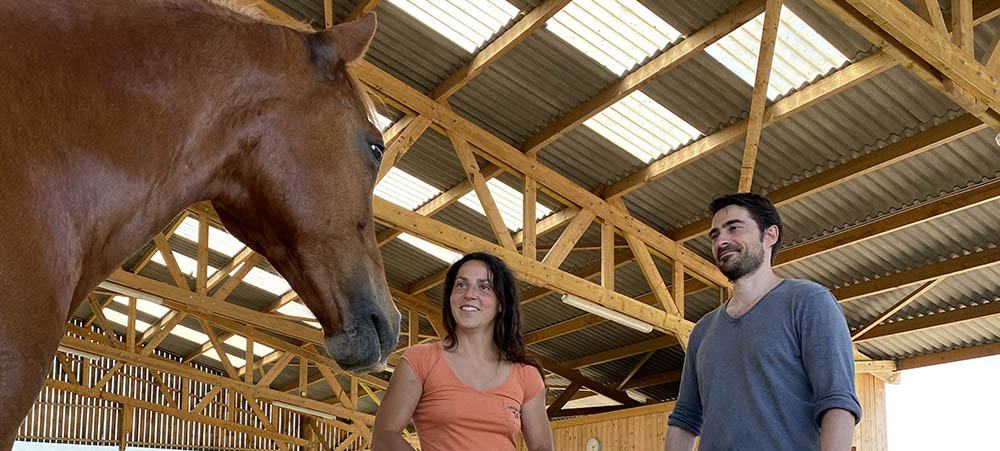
[716,240,766,281]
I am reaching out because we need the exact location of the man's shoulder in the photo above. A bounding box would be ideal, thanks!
[778,278,833,301]
[690,305,724,338]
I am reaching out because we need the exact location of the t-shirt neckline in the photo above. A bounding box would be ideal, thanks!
[437,342,514,393]
[720,279,787,323]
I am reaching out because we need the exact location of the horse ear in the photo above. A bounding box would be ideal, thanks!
[327,12,376,63]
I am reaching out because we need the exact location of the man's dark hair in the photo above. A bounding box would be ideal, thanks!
[709,193,782,263]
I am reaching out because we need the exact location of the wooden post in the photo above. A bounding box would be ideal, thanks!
[852,373,888,450]
[118,403,133,451]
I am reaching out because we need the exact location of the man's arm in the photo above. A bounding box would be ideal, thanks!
[820,408,855,451]
[663,425,697,451]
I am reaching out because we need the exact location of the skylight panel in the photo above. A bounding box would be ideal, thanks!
[375,167,443,211]
[102,308,152,332]
[398,233,462,263]
[151,251,219,279]
[704,6,848,99]
[170,325,210,345]
[547,0,681,75]
[202,348,246,368]
[277,301,322,329]
[110,295,170,319]
[388,0,519,52]
[457,179,553,231]
[374,112,394,132]
[174,216,245,258]
[243,267,292,296]
[224,335,275,357]
[583,90,702,162]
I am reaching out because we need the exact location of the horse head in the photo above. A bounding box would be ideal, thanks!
[209,13,399,373]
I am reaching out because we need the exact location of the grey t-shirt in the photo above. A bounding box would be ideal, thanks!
[667,279,862,451]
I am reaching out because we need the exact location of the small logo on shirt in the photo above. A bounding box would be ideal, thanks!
[506,404,521,420]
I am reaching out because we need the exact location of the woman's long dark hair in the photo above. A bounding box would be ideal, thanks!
[442,252,540,372]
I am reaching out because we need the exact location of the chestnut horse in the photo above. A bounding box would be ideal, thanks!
[0,0,400,442]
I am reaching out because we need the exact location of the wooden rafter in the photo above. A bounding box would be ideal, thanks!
[951,0,974,53]
[738,0,782,192]
[452,134,517,251]
[851,278,944,341]
[345,0,381,23]
[523,176,538,259]
[561,335,678,370]
[855,298,1000,344]
[914,0,947,33]
[376,115,432,184]
[541,209,596,268]
[898,342,1000,370]
[545,381,582,416]
[617,351,655,390]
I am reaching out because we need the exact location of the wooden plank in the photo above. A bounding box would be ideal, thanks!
[601,223,616,291]
[152,233,188,289]
[561,335,678,370]
[546,381,582,415]
[245,336,255,384]
[431,0,572,101]
[196,317,239,379]
[523,176,537,259]
[323,0,332,28]
[897,342,1000,369]
[952,0,974,53]
[138,312,187,357]
[984,21,1000,73]
[621,370,682,390]
[345,0,380,22]
[738,0,783,192]
[376,115,432,184]
[127,297,137,352]
[833,246,1000,303]
[617,351,655,390]
[519,0,766,155]
[851,279,944,340]
[206,247,254,291]
[192,386,222,416]
[541,209,596,268]
[408,308,419,348]
[532,355,639,407]
[87,295,122,349]
[622,232,679,316]
[914,0,947,33]
[671,113,986,242]
[854,299,1000,343]
[452,135,517,251]
[672,262,685,319]
[211,253,263,301]
[317,364,357,410]
[258,352,295,388]
[197,215,210,295]
[246,397,275,431]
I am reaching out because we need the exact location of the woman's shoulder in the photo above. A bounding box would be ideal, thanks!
[401,341,443,363]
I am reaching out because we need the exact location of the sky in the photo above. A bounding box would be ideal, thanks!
[887,354,1000,450]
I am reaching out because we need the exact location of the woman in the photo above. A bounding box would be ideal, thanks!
[372,252,554,451]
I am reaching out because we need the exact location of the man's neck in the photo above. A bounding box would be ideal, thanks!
[729,266,783,315]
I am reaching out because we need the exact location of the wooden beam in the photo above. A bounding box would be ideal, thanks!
[431,0,572,101]
[671,113,986,242]
[602,50,895,201]
[621,370,683,390]
[561,335,678,370]
[127,297,137,352]
[452,135,517,251]
[952,0,974,53]
[152,233,188,289]
[738,0,783,192]
[541,209,596,268]
[519,0,767,155]
[408,308,419,348]
[914,0,947,34]
[138,311,187,357]
[851,279,944,340]
[258,352,295,388]
[532,355,639,407]
[833,246,1000,303]
[984,21,1000,73]
[601,223,616,291]
[854,298,1000,343]
[87,295,123,349]
[523,176,537,259]
[345,0,381,22]
[323,0,333,28]
[545,381,582,416]
[622,231,679,316]
[617,351,655,390]
[672,262,685,318]
[376,115,432,184]
[897,342,1000,370]
[375,197,695,341]
[197,214,209,294]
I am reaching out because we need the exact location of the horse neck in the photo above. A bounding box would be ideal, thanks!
[50,9,299,305]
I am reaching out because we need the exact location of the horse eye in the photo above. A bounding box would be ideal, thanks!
[370,143,384,161]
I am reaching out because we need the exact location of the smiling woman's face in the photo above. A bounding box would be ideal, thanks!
[449,260,500,331]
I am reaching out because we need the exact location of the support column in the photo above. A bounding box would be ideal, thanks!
[852,373,888,450]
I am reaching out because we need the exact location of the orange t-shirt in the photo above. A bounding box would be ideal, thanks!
[401,342,544,451]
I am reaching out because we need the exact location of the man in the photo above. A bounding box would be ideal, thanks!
[665,193,861,451]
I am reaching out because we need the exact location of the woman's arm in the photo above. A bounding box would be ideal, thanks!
[520,389,554,451]
[371,360,422,451]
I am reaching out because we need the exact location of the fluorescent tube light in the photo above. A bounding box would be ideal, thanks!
[272,401,338,421]
[57,345,102,361]
[97,281,164,305]
[561,294,654,333]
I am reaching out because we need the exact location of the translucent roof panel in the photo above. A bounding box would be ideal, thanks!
[547,0,682,75]
[375,112,393,132]
[243,267,291,296]
[704,6,848,99]
[458,179,553,231]
[388,0,519,52]
[151,251,219,279]
[102,308,152,333]
[170,325,210,345]
[224,335,275,357]
[583,90,702,163]
[398,233,462,264]
[110,295,170,320]
[174,216,245,258]
[276,301,322,329]
[202,348,246,368]
[375,167,443,210]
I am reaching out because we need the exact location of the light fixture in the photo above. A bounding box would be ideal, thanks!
[57,345,102,361]
[272,401,338,421]
[97,281,164,305]
[561,294,654,333]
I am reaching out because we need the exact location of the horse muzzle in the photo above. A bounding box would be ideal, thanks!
[324,297,399,373]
